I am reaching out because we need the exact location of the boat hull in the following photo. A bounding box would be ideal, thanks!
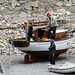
[12,37,74,57]
[24,49,67,58]
[48,62,75,73]
[49,67,75,74]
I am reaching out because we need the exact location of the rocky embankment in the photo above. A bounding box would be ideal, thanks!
[0,0,75,55]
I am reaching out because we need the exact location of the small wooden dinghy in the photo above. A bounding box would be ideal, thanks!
[48,62,75,73]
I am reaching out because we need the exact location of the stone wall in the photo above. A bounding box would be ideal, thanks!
[0,0,75,54]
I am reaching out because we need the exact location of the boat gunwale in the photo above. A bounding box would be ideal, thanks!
[9,36,74,42]
[49,66,75,70]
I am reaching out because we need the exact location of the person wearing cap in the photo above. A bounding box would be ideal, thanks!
[27,19,35,41]
[47,13,58,40]
[49,39,56,65]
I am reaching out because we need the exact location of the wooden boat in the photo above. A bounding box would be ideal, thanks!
[48,62,75,73]
[0,20,74,63]
[9,28,74,63]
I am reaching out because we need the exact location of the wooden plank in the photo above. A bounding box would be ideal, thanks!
[29,20,68,24]
[0,27,15,30]
[0,25,25,30]
[0,19,74,30]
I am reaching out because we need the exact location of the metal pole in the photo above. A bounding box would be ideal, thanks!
[67,16,71,61]
[4,41,8,59]
[8,29,11,68]
[9,43,11,68]
[60,16,62,27]
[25,21,29,41]
[4,29,8,58]
[8,29,12,68]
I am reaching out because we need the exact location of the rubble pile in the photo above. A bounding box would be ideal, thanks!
[0,0,75,54]
[0,0,75,26]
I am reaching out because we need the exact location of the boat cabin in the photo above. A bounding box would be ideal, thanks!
[32,28,68,41]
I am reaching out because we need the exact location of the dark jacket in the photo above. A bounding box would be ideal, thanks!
[28,26,33,37]
[49,42,56,54]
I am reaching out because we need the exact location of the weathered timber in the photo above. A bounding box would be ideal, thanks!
[0,19,75,30]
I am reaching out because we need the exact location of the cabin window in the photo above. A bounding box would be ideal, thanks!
[57,35,59,38]
[71,33,73,37]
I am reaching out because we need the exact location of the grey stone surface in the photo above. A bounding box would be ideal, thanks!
[67,6,75,13]
[0,53,75,75]
[0,0,6,4]
[56,2,63,6]
[0,0,74,54]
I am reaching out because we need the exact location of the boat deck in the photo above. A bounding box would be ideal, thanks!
[9,36,73,42]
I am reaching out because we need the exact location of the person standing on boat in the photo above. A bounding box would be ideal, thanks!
[49,39,56,65]
[27,26,33,41]
[47,13,58,40]
[27,19,35,41]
